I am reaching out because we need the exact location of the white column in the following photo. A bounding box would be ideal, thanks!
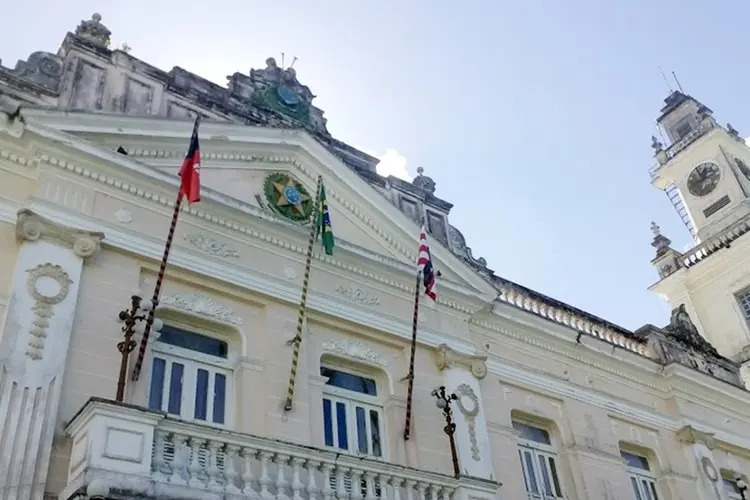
[677,426,724,500]
[0,209,103,500]
[434,344,495,480]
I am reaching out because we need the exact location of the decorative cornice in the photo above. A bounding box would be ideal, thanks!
[435,343,487,379]
[677,425,716,450]
[321,339,389,367]
[32,151,479,314]
[183,233,240,259]
[160,292,244,326]
[335,284,380,306]
[16,209,103,260]
[489,284,646,356]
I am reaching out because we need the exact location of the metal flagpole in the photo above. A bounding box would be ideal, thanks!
[403,270,422,440]
[131,194,183,381]
[284,175,323,412]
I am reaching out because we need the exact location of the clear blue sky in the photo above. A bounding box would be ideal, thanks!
[4,1,749,330]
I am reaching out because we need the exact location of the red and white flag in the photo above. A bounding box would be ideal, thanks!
[417,226,438,301]
[178,117,201,204]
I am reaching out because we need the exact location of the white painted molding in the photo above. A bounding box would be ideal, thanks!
[18,198,476,355]
[321,339,389,367]
[18,110,498,301]
[160,292,244,326]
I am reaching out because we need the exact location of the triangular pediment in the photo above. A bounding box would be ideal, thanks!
[20,109,496,299]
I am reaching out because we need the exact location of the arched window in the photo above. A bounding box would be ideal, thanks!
[620,448,660,500]
[320,363,385,458]
[147,323,233,426]
[512,418,564,499]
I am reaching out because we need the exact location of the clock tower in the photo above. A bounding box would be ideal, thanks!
[650,91,750,243]
[649,90,750,384]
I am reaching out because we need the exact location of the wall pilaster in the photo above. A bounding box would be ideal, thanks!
[0,209,103,500]
[434,343,495,480]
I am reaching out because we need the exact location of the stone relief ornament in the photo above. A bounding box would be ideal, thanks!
[322,339,388,367]
[160,293,244,326]
[114,209,132,224]
[183,233,240,259]
[701,456,718,482]
[455,383,481,461]
[25,263,72,360]
[283,267,298,280]
[16,209,104,260]
[335,284,380,306]
[434,343,487,380]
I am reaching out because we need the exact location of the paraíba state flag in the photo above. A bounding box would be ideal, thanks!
[417,226,438,301]
[318,183,335,255]
[178,116,202,204]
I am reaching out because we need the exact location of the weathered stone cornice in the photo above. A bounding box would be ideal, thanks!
[16,208,103,259]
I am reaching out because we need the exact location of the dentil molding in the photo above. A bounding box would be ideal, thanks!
[160,292,245,326]
[435,343,488,379]
[321,339,389,367]
[16,209,104,259]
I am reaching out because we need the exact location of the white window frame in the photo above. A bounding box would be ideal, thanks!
[622,451,660,500]
[148,341,233,427]
[514,421,564,499]
[321,366,386,460]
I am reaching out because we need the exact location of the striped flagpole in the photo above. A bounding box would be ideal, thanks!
[403,271,422,440]
[284,175,323,412]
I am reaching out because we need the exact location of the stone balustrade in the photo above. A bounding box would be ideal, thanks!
[60,398,499,500]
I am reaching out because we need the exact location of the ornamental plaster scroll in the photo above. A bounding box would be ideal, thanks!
[16,209,104,260]
[183,233,240,259]
[160,292,245,326]
[25,263,72,360]
[435,343,487,379]
[321,339,389,367]
[677,425,716,450]
[455,383,481,462]
[335,284,380,306]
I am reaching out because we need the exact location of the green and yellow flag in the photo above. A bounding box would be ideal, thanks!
[318,183,335,255]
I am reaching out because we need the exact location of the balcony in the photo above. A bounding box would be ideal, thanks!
[60,398,499,500]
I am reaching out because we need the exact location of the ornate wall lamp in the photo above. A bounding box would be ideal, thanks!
[115,290,163,402]
[432,385,460,477]
[736,473,748,500]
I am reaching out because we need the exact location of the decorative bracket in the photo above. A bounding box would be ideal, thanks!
[16,209,104,260]
[677,425,716,450]
[435,343,487,379]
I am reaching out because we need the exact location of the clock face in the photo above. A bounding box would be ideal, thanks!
[687,162,721,197]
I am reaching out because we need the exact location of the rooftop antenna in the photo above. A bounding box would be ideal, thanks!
[658,66,673,93]
[281,52,285,68]
[672,71,685,93]
[290,56,298,69]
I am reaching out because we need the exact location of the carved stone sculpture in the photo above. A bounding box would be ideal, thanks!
[75,13,111,47]
[665,304,720,357]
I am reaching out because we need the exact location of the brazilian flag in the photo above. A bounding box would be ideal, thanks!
[318,183,335,255]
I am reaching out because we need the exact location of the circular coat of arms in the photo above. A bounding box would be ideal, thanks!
[264,173,313,222]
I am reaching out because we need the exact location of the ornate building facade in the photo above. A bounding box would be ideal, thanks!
[1,13,750,500]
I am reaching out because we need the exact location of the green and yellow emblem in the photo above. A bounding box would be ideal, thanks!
[264,173,313,222]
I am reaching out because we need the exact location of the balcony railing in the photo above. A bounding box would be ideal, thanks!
[60,398,499,500]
